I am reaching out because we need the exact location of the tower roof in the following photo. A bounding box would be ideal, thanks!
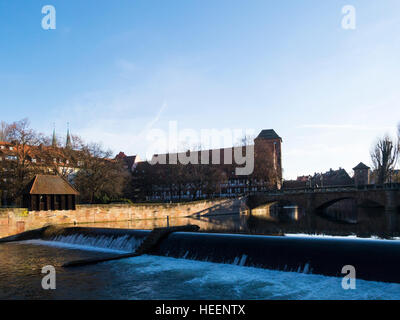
[52,127,57,147]
[65,129,72,148]
[66,124,72,148]
[255,129,282,141]
[353,162,370,170]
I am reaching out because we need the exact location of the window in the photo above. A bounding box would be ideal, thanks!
[0,146,4,149]
[6,155,17,161]
[32,158,36,163]
[9,146,13,150]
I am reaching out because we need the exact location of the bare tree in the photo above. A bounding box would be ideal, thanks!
[1,119,42,205]
[73,142,129,203]
[398,122,400,164]
[0,121,11,142]
[37,133,83,178]
[370,135,398,184]
[397,122,400,136]
[394,123,400,183]
[234,133,255,147]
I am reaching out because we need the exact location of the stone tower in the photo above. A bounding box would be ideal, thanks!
[254,129,283,189]
[353,162,370,186]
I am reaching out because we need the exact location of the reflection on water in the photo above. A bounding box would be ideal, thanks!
[243,202,398,239]
[54,204,400,239]
[322,199,358,224]
[1,202,399,239]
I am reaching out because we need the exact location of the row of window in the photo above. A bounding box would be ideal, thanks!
[150,186,266,199]
[0,146,13,151]
[0,155,83,167]
[0,155,17,161]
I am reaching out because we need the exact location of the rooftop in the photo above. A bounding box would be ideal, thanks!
[24,175,79,195]
[255,129,282,141]
[353,162,370,170]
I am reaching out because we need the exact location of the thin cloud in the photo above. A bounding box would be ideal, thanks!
[145,101,167,131]
[298,124,395,131]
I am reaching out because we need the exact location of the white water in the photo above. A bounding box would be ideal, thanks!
[123,255,400,300]
[4,239,400,299]
[47,234,143,252]
[284,233,400,241]
[21,239,131,254]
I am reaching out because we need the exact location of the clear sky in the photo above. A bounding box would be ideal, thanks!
[1,0,399,179]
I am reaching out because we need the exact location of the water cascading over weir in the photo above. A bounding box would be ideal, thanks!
[1,225,400,284]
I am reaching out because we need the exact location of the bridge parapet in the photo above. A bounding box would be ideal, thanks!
[246,184,400,213]
[249,183,400,196]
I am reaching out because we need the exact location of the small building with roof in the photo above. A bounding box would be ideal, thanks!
[23,175,79,211]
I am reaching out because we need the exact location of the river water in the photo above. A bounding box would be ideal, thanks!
[1,203,399,300]
[1,239,400,300]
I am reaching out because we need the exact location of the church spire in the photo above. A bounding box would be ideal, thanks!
[52,123,57,147]
[66,122,72,148]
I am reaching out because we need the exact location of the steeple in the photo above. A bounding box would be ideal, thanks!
[52,123,57,147]
[66,123,72,148]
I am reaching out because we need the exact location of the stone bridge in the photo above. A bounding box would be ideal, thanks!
[247,184,400,213]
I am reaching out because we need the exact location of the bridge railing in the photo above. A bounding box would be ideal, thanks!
[247,183,400,196]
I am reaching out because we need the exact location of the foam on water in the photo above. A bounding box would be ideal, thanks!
[123,255,400,300]
[20,239,131,254]
[2,240,400,299]
[284,233,400,241]
[48,234,142,252]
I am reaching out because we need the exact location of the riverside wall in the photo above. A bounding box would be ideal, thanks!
[0,198,247,238]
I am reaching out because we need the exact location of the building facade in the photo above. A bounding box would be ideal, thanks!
[129,129,283,201]
[0,129,80,206]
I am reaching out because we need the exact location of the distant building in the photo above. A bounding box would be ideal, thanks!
[282,177,309,189]
[125,129,283,201]
[115,152,141,172]
[353,162,370,186]
[296,176,310,182]
[283,167,353,189]
[0,127,83,206]
[316,167,353,187]
[0,128,78,176]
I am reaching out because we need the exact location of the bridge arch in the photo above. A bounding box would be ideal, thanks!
[315,196,385,211]
[247,196,308,211]
[357,198,385,208]
[315,197,356,211]
[246,187,398,213]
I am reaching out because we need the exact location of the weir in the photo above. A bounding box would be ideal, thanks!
[1,226,400,284]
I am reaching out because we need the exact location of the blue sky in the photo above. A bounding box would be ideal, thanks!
[1,0,399,179]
